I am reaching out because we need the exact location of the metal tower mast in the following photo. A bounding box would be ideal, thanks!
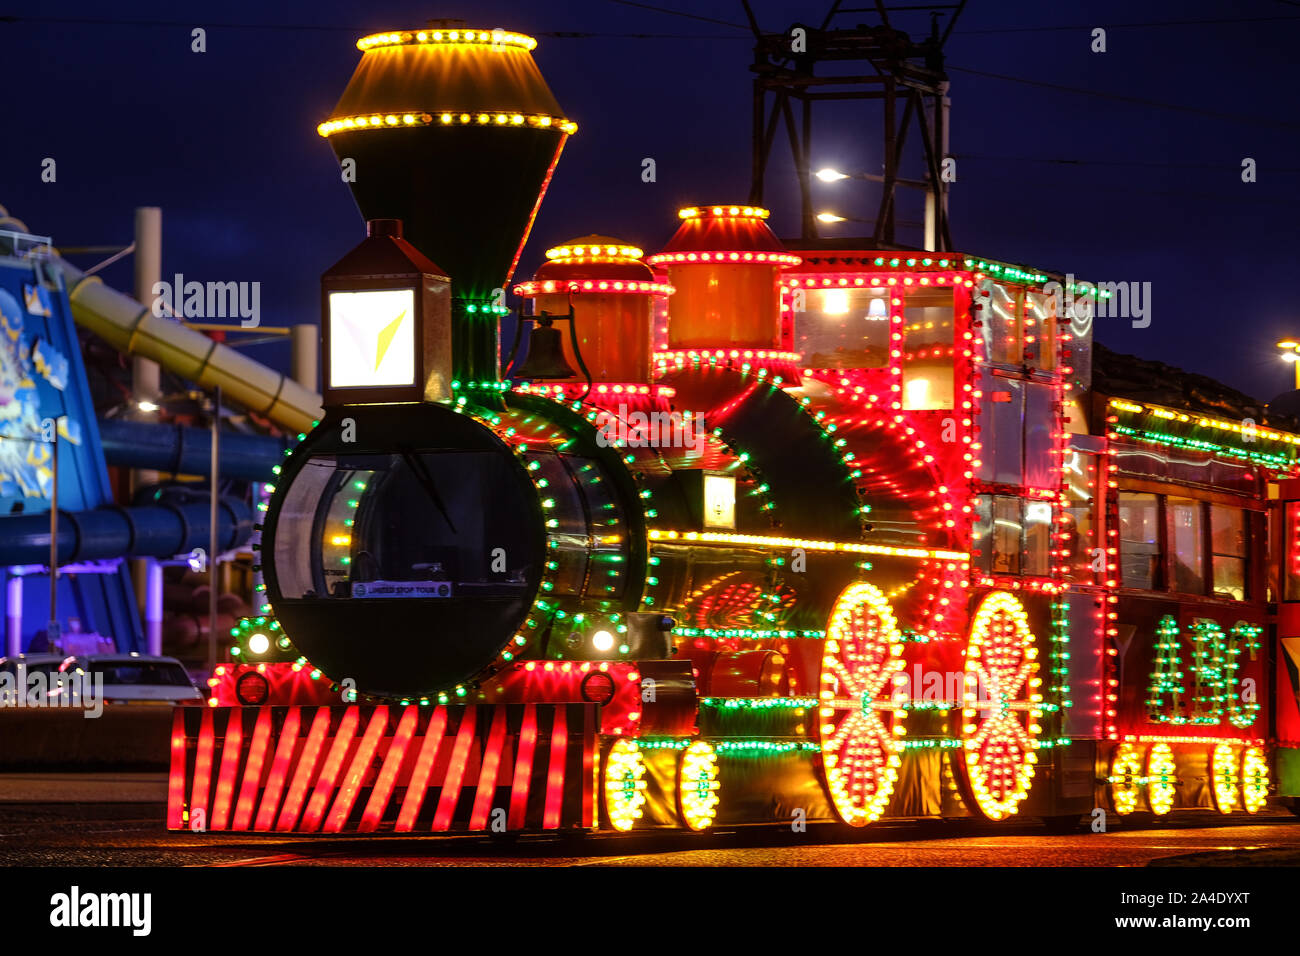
[744,1,966,250]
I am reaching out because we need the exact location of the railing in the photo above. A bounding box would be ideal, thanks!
[0,229,53,259]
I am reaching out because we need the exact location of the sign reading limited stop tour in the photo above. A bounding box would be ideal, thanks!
[351,580,452,598]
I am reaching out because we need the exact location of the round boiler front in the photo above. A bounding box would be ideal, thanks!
[262,403,545,699]
[665,263,782,350]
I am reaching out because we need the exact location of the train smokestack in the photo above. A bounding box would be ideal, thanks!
[647,204,800,351]
[317,23,577,381]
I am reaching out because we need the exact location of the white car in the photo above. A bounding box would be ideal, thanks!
[59,653,203,705]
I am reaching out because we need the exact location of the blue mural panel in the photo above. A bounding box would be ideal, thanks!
[0,255,140,652]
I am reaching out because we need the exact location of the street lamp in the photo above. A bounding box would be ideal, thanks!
[1278,340,1300,389]
[815,163,939,249]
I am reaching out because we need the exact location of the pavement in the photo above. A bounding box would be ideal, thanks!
[1,774,1299,866]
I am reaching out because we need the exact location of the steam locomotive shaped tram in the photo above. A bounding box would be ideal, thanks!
[171,24,1300,835]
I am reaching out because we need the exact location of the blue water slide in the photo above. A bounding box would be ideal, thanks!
[0,494,253,566]
[97,419,290,481]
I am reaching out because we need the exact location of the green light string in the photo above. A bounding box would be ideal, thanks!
[793,395,873,536]
[1227,623,1262,729]
[633,737,820,754]
[1048,596,1073,740]
[1109,422,1292,469]
[699,697,818,710]
[675,627,825,640]
[961,257,1056,287]
[1187,619,1228,726]
[1146,615,1186,722]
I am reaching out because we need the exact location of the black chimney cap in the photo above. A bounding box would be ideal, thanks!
[323,219,449,282]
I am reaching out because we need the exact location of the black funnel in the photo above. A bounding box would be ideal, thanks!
[318,25,576,380]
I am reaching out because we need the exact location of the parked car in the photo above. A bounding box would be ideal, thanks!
[0,654,70,704]
[0,653,68,681]
[58,653,203,705]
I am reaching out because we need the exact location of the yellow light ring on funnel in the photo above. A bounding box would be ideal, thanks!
[1146,742,1176,815]
[1107,742,1144,815]
[1240,746,1269,814]
[546,243,644,261]
[645,250,801,267]
[1210,743,1240,814]
[678,205,771,220]
[677,740,721,831]
[318,111,576,138]
[603,738,648,831]
[959,591,1041,822]
[358,29,538,52]
[817,582,906,827]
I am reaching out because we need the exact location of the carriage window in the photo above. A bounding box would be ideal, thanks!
[1023,290,1058,370]
[1210,505,1247,600]
[1022,500,1052,575]
[975,494,1048,576]
[1286,502,1300,602]
[1119,493,1159,589]
[1166,497,1204,594]
[797,286,892,368]
[1064,449,1100,583]
[901,288,955,410]
[981,282,1021,365]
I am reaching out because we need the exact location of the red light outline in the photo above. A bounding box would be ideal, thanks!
[395,706,449,831]
[433,706,479,831]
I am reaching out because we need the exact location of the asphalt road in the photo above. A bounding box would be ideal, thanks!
[2,774,1299,866]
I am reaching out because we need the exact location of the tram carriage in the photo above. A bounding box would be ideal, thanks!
[169,24,1300,835]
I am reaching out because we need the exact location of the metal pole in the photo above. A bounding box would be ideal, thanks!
[291,324,318,391]
[939,90,951,250]
[7,572,23,658]
[132,208,162,620]
[145,559,163,656]
[132,207,163,409]
[924,185,936,252]
[208,386,220,677]
[49,421,58,649]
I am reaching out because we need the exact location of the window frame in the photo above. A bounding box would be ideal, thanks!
[1117,489,1253,601]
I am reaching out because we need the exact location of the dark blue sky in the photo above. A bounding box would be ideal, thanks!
[4,1,1297,400]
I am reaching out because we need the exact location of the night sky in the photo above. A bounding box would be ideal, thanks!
[4,1,1296,402]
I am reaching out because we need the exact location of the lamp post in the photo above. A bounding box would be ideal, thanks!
[49,417,59,650]
[208,385,220,678]
[1278,340,1300,390]
[815,165,938,250]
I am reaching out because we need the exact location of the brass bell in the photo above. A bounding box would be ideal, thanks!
[512,316,577,380]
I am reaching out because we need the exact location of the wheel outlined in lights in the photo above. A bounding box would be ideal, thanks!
[677,740,720,831]
[1210,744,1241,814]
[958,591,1041,821]
[1108,742,1144,815]
[1146,743,1177,815]
[602,738,647,831]
[1241,746,1269,814]
[817,582,906,827]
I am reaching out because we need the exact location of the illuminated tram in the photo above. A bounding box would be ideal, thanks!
[169,24,1300,835]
